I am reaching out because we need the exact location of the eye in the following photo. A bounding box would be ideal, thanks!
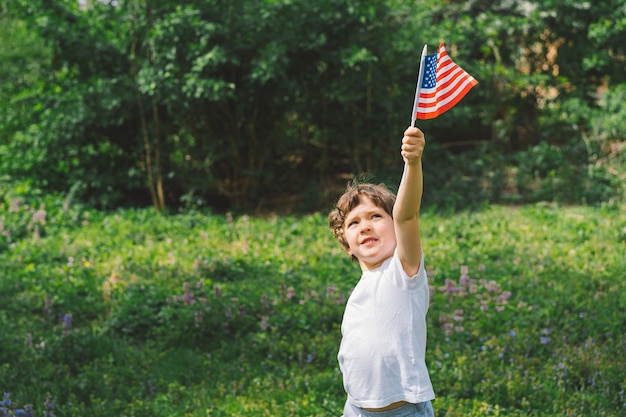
[347,220,358,228]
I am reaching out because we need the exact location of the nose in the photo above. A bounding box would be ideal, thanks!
[359,219,372,232]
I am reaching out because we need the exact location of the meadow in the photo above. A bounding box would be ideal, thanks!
[1,184,625,416]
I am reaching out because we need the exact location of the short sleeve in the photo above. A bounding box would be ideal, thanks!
[387,249,427,290]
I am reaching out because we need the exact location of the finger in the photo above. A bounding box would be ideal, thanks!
[402,137,425,151]
[402,142,418,152]
[404,126,424,138]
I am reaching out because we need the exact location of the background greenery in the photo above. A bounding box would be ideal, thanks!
[0,182,624,416]
[1,0,624,212]
[1,1,625,416]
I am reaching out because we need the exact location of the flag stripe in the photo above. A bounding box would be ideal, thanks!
[419,71,473,101]
[419,74,477,106]
[416,80,477,118]
[414,43,477,120]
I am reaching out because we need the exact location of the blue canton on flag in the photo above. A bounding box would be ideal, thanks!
[421,54,437,89]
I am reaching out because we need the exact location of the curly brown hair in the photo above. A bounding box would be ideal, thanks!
[328,182,396,262]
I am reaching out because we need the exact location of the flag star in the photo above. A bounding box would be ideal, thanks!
[421,54,438,88]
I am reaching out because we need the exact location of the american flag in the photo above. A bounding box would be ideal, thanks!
[414,43,477,120]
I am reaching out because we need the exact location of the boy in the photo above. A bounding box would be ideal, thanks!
[328,126,435,417]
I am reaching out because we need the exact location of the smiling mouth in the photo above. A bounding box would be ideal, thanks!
[361,237,377,245]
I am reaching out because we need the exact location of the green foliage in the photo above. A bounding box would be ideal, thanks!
[0,10,51,138]
[0,0,625,212]
[1,183,625,415]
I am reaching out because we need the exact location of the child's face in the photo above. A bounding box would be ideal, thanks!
[343,196,397,271]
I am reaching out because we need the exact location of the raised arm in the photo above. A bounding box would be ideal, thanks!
[393,126,425,276]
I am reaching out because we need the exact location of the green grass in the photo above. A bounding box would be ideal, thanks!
[1,186,625,416]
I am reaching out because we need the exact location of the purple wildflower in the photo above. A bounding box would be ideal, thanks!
[21,404,34,417]
[62,313,73,330]
[33,209,46,224]
[498,291,512,302]
[459,274,470,286]
[260,316,269,331]
[326,285,337,297]
[43,397,55,417]
[182,286,194,304]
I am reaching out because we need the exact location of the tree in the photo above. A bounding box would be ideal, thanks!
[2,0,623,211]
[0,5,51,163]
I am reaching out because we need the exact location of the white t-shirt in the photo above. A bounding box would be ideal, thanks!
[338,250,435,412]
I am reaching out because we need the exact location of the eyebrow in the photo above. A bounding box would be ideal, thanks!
[344,206,384,225]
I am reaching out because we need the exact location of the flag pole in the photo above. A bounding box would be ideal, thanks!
[410,44,428,127]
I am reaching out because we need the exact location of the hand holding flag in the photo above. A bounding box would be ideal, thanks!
[411,43,477,125]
